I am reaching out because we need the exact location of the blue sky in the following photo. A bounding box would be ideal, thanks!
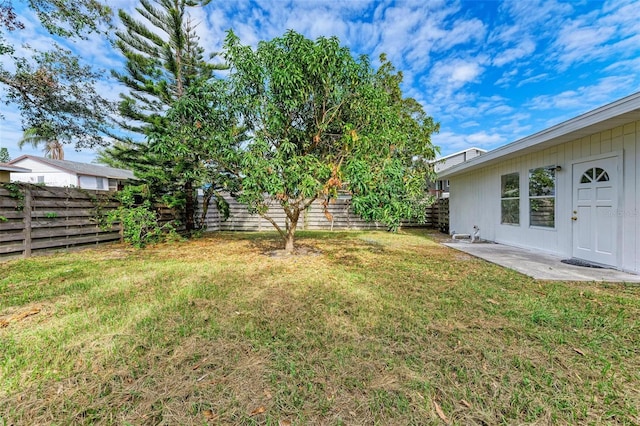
[1,0,639,163]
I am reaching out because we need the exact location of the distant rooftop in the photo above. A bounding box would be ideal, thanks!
[0,163,31,173]
[8,155,135,180]
[430,147,487,163]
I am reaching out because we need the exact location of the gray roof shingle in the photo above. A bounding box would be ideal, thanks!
[9,155,135,180]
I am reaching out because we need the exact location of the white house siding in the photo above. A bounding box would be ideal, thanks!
[449,120,639,273]
[9,158,76,187]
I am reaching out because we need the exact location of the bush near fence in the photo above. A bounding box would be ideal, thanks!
[0,183,449,259]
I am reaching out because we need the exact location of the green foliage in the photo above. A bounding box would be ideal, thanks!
[529,167,555,197]
[0,147,10,163]
[1,182,25,211]
[222,30,439,249]
[0,45,115,148]
[103,0,228,232]
[7,1,112,39]
[0,2,114,146]
[19,127,65,159]
[103,186,177,248]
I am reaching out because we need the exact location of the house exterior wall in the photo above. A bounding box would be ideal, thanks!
[9,158,77,187]
[9,158,115,191]
[449,120,639,273]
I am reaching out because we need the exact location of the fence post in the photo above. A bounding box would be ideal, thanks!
[23,186,32,258]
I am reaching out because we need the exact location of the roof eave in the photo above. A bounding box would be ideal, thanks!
[439,91,640,179]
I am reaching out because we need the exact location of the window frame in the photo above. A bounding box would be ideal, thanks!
[500,172,520,225]
[528,166,556,229]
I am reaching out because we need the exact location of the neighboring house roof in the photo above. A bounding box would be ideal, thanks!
[429,147,487,175]
[0,163,31,173]
[439,91,640,179]
[8,155,135,180]
[429,147,487,164]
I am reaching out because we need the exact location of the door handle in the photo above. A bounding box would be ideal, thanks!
[571,216,577,221]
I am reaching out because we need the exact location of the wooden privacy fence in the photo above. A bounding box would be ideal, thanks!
[1,183,450,260]
[197,194,448,232]
[0,184,122,260]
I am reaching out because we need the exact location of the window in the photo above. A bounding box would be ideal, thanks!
[501,173,519,224]
[435,180,449,191]
[580,167,609,183]
[96,177,104,190]
[529,167,555,228]
[37,175,45,183]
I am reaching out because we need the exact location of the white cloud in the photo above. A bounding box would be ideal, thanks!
[466,131,506,146]
[526,75,636,112]
[460,121,479,129]
[432,129,507,155]
[498,0,574,33]
[516,73,549,87]
[427,58,484,94]
[552,19,617,70]
[492,39,535,67]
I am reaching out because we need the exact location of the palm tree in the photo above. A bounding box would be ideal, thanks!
[18,127,64,160]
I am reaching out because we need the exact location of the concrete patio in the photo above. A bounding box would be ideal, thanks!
[442,241,640,282]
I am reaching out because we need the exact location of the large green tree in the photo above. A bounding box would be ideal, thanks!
[105,0,222,232]
[223,30,439,251]
[0,1,114,148]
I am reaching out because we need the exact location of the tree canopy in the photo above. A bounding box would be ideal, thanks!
[219,30,439,251]
[0,0,114,149]
[103,0,225,231]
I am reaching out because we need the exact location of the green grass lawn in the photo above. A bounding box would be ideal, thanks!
[1,230,639,425]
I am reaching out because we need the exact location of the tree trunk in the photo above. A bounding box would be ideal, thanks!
[284,228,295,252]
[284,207,300,253]
[184,180,195,232]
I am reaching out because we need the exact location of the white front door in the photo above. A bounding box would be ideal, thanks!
[571,156,619,266]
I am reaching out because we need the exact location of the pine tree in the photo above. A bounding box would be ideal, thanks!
[107,0,222,231]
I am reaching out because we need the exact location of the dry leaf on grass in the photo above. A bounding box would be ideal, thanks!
[0,307,41,328]
[460,399,472,408]
[203,409,218,421]
[249,406,266,416]
[192,357,208,370]
[486,298,500,305]
[433,400,450,425]
[278,420,292,426]
[573,347,586,356]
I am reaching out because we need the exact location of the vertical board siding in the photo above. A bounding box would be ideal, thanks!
[449,119,640,273]
[201,194,442,232]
